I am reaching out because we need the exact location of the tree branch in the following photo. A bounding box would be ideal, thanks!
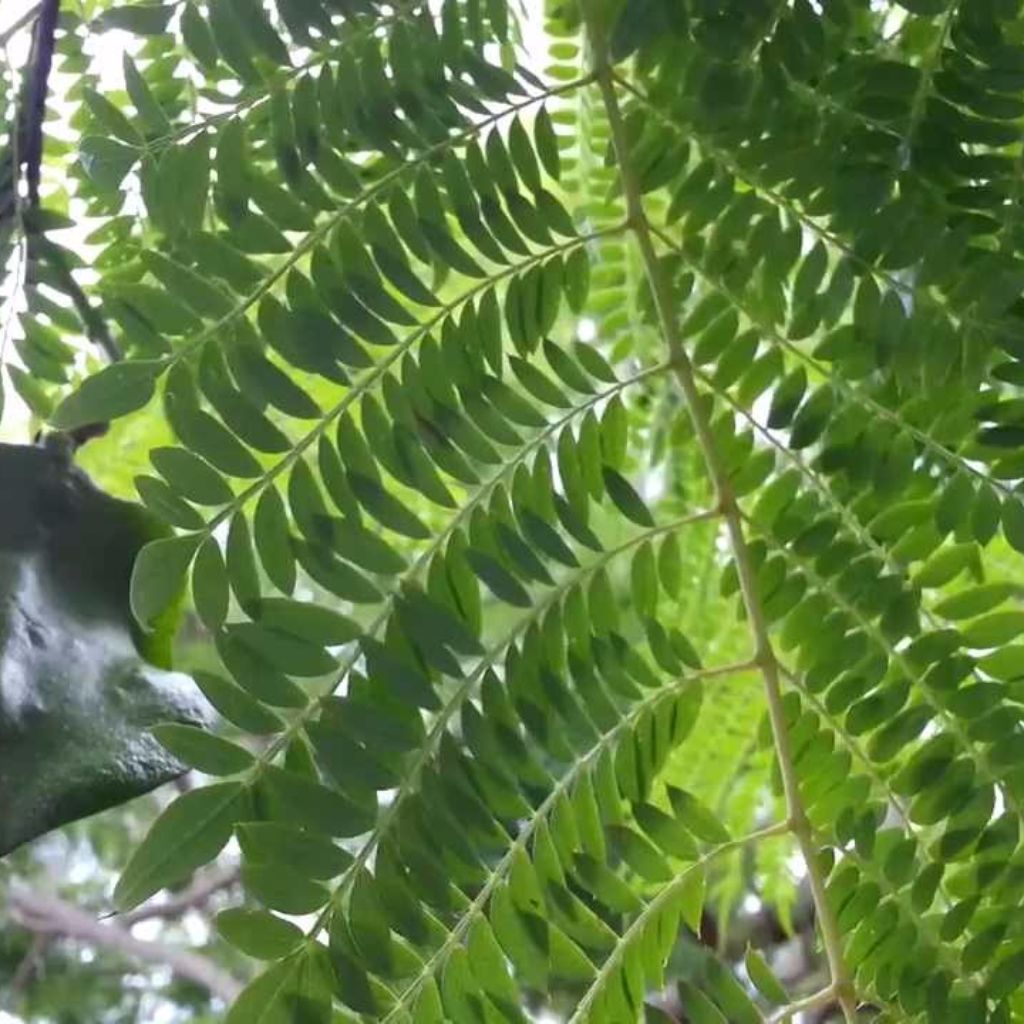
[9,886,243,1004]
[117,864,241,926]
[20,0,59,206]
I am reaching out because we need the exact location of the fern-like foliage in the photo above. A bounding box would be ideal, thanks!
[11,0,1024,1019]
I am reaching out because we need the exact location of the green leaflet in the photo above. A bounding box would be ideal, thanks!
[744,946,789,1004]
[227,336,321,420]
[632,802,698,860]
[217,908,304,959]
[226,512,261,611]
[122,54,171,135]
[962,612,1024,649]
[608,824,671,882]
[243,862,330,914]
[321,515,407,575]
[630,542,658,618]
[1002,499,1024,555]
[254,597,360,645]
[164,365,263,478]
[935,583,1017,621]
[192,670,284,735]
[666,787,731,844]
[216,629,309,708]
[292,538,383,604]
[254,486,296,595]
[348,472,430,539]
[466,548,532,607]
[51,359,163,429]
[226,621,338,677]
[348,867,394,973]
[237,821,353,879]
[257,765,376,838]
[150,446,233,506]
[913,542,977,589]
[156,138,211,237]
[79,136,139,191]
[307,716,403,789]
[151,723,254,775]
[602,467,655,527]
[677,981,727,1024]
[766,367,807,430]
[142,251,233,319]
[534,106,561,181]
[135,474,205,530]
[192,537,229,630]
[226,947,334,1024]
[115,782,249,909]
[130,532,200,628]
[94,4,175,34]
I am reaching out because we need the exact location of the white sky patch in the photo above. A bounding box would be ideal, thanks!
[993,787,1006,821]
[576,316,598,343]
[787,849,808,881]
[642,462,665,504]
[1,4,35,65]
[131,917,164,942]
[182,909,211,944]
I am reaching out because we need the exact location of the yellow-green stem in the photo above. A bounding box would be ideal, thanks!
[576,4,857,1019]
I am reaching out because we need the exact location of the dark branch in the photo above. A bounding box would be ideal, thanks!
[21,0,59,206]
[2,0,121,364]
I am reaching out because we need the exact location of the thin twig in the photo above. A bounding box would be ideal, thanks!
[0,3,43,50]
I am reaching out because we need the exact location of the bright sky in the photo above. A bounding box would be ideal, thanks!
[1,2,36,64]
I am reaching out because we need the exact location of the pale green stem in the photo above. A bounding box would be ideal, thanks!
[576,4,857,1019]
[768,984,839,1024]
